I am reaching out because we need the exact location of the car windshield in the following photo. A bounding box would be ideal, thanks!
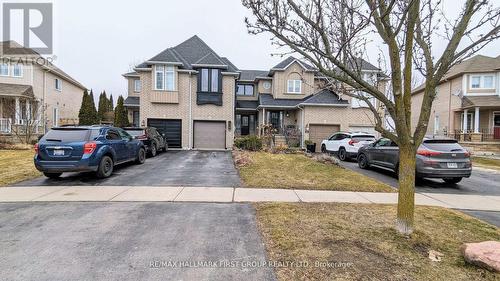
[352,135,375,142]
[42,129,90,142]
[422,139,463,151]
[125,130,145,137]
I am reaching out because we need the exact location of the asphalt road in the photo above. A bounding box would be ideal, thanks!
[0,202,275,281]
[17,150,241,187]
[338,159,500,196]
[338,159,500,227]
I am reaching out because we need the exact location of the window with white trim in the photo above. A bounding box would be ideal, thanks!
[154,65,175,91]
[470,75,495,89]
[134,79,141,92]
[55,78,62,91]
[287,79,301,93]
[0,63,9,76]
[12,64,23,77]
[352,72,378,108]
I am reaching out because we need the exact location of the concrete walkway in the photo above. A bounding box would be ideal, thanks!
[1,186,499,211]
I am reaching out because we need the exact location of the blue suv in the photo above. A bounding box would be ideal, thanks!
[35,126,146,178]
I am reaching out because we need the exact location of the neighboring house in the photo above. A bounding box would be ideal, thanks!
[411,55,500,142]
[0,41,87,139]
[123,35,386,151]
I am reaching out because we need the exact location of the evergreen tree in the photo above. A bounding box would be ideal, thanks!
[97,92,108,123]
[114,95,129,127]
[88,90,99,125]
[109,94,114,111]
[78,90,90,125]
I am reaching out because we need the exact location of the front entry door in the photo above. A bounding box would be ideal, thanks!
[241,115,250,135]
[270,111,280,129]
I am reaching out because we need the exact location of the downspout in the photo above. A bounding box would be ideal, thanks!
[448,80,452,135]
[189,72,193,149]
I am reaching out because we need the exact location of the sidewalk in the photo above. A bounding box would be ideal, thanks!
[1,186,499,211]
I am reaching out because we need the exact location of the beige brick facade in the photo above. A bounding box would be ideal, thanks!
[0,60,86,131]
[137,69,235,149]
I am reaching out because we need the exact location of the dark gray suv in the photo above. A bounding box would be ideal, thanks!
[357,138,472,184]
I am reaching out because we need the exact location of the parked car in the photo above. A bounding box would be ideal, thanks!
[321,131,376,161]
[357,138,472,184]
[34,126,146,179]
[123,127,167,157]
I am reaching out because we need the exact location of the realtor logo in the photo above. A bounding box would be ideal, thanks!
[2,2,53,54]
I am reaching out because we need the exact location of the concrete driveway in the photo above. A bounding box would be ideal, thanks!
[0,202,275,281]
[17,150,241,187]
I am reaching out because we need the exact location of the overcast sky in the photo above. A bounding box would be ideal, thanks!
[45,0,500,100]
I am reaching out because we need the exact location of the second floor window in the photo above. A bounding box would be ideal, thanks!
[0,63,9,76]
[199,68,221,93]
[237,84,254,96]
[155,65,175,91]
[55,78,62,91]
[12,64,22,77]
[287,79,301,94]
[470,75,495,89]
[134,79,141,92]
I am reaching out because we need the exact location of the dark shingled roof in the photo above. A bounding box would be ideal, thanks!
[462,95,500,108]
[259,94,303,107]
[302,89,348,105]
[259,90,347,108]
[0,83,34,98]
[239,70,270,81]
[124,96,140,107]
[236,100,259,110]
[140,35,238,72]
[272,56,316,71]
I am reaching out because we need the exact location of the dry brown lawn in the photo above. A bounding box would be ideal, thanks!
[0,149,40,186]
[255,203,500,281]
[236,151,393,192]
[472,156,500,171]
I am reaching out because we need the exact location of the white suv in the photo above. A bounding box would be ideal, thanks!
[321,132,376,161]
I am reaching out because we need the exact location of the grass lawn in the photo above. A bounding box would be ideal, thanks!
[472,156,500,171]
[236,151,393,192]
[0,149,40,186]
[256,203,500,281]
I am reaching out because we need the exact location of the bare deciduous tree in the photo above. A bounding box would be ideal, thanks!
[243,0,500,235]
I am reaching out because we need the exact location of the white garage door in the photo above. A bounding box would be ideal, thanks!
[194,121,226,149]
[349,126,376,135]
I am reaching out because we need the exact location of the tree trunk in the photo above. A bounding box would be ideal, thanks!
[396,143,417,235]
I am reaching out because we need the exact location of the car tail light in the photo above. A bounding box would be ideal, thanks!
[137,134,147,140]
[34,143,39,154]
[84,142,97,155]
[417,149,441,157]
[464,150,470,157]
[348,139,359,146]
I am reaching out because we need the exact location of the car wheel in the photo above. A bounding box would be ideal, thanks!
[44,172,62,179]
[443,177,462,184]
[358,154,369,169]
[338,148,347,161]
[96,156,114,178]
[136,148,146,164]
[321,144,327,153]
[150,143,157,157]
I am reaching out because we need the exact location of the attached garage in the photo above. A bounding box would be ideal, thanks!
[147,119,182,148]
[193,121,226,150]
[309,124,340,152]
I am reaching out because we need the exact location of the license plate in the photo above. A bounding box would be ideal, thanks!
[53,149,65,156]
[447,162,458,168]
